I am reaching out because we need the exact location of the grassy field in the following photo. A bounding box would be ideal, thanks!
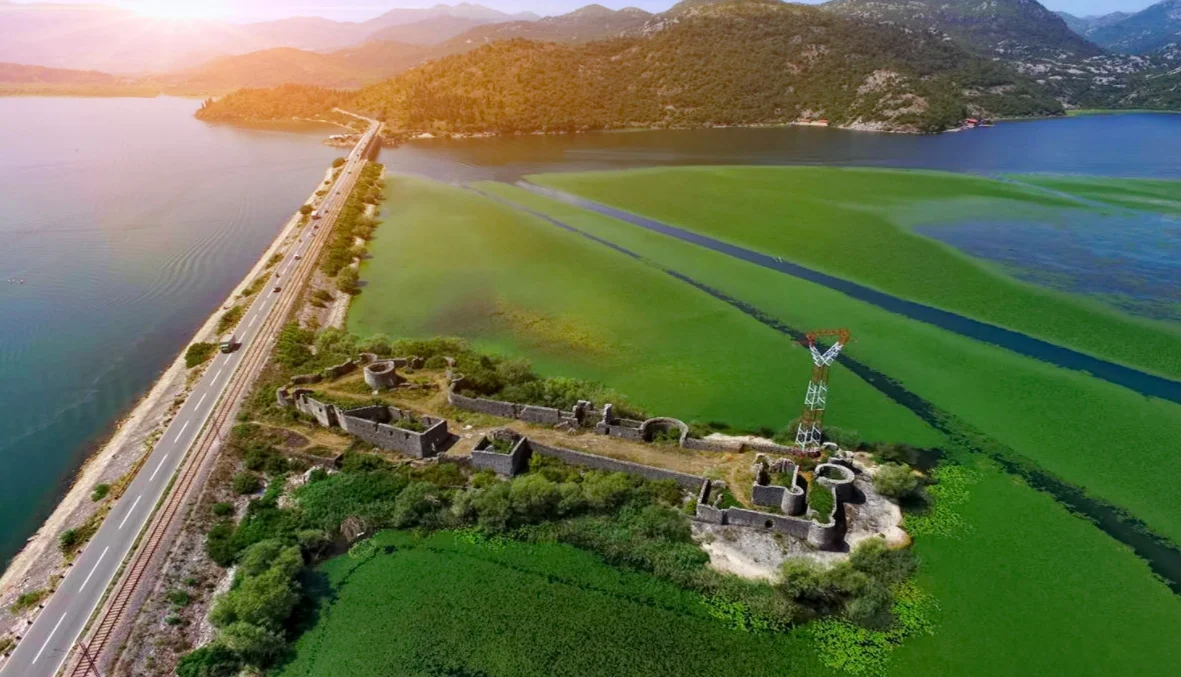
[528,167,1181,379]
[349,176,940,445]
[275,530,829,677]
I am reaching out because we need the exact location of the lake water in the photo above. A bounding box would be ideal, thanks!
[0,97,337,566]
[379,113,1181,181]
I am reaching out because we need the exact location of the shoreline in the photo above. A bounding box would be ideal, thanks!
[0,165,334,633]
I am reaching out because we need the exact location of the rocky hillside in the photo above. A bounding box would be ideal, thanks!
[1087,0,1181,55]
[824,0,1102,59]
[201,0,1060,133]
[1055,10,1132,38]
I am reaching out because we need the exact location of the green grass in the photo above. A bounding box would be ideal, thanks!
[478,180,1181,544]
[349,176,940,445]
[1008,174,1181,215]
[528,167,1181,379]
[274,530,829,677]
[471,180,1181,677]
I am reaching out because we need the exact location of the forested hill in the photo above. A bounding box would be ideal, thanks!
[198,1,1061,134]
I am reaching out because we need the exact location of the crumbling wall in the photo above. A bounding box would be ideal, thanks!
[470,430,532,477]
[338,405,449,458]
[528,440,704,489]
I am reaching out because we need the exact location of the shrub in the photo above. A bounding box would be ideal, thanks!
[175,643,240,677]
[848,538,917,587]
[874,463,921,500]
[185,342,217,369]
[332,157,346,168]
[423,355,448,369]
[212,502,234,517]
[90,483,110,502]
[336,267,360,295]
[9,588,49,613]
[206,521,237,567]
[59,529,79,553]
[167,589,191,607]
[357,333,393,356]
[823,427,863,450]
[808,483,835,518]
[219,621,287,667]
[391,482,444,529]
[232,472,262,495]
[299,204,313,215]
[216,306,244,335]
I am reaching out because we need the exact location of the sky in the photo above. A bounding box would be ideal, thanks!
[14,0,1162,22]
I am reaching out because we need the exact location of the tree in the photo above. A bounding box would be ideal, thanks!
[299,204,313,215]
[218,622,287,667]
[357,333,393,356]
[336,266,360,295]
[873,463,921,500]
[331,157,346,168]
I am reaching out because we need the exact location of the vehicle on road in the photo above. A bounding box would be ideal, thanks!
[219,333,236,353]
[273,286,281,293]
[312,212,321,220]
[294,254,301,260]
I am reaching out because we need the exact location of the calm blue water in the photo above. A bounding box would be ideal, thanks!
[0,97,337,566]
[380,113,1181,181]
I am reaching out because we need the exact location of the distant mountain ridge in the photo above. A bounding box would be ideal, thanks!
[823,0,1103,59]
[1086,0,1181,54]
[1055,10,1132,37]
[0,1,537,73]
[200,1,1062,134]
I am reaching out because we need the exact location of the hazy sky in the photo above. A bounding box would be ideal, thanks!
[17,0,1162,22]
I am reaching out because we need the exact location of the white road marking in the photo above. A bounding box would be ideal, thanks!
[119,495,142,529]
[194,392,207,409]
[31,612,66,664]
[248,315,257,328]
[172,420,190,443]
[149,454,169,481]
[211,368,223,385]
[79,547,110,592]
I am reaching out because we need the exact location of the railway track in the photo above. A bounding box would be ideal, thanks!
[62,130,377,677]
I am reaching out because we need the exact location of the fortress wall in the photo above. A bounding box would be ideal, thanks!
[519,405,563,426]
[528,441,703,490]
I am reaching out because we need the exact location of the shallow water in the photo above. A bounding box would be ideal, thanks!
[0,96,337,566]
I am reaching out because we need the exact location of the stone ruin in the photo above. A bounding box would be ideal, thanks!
[694,455,856,550]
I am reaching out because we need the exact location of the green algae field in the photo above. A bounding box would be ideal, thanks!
[341,169,1181,677]
[275,531,828,677]
[530,167,1181,378]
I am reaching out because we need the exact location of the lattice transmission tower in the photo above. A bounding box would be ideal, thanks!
[794,328,851,450]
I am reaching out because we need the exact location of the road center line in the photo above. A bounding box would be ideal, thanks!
[149,454,169,481]
[79,546,110,592]
[172,419,190,443]
[194,392,207,409]
[119,495,142,529]
[211,368,223,385]
[248,315,257,328]
[31,612,67,664]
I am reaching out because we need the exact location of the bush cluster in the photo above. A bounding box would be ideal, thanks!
[184,342,216,369]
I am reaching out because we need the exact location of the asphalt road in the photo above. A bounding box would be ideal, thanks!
[0,122,377,677]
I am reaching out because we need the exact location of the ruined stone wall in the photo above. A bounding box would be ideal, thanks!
[694,478,845,551]
[338,406,449,458]
[294,392,338,428]
[528,441,704,490]
[470,436,531,477]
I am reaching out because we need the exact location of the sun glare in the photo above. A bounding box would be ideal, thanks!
[132,1,221,21]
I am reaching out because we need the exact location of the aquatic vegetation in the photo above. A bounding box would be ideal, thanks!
[529,167,1181,379]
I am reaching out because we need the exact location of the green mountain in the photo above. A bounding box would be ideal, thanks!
[199,0,1061,133]
[1087,0,1181,54]
[824,0,1103,58]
